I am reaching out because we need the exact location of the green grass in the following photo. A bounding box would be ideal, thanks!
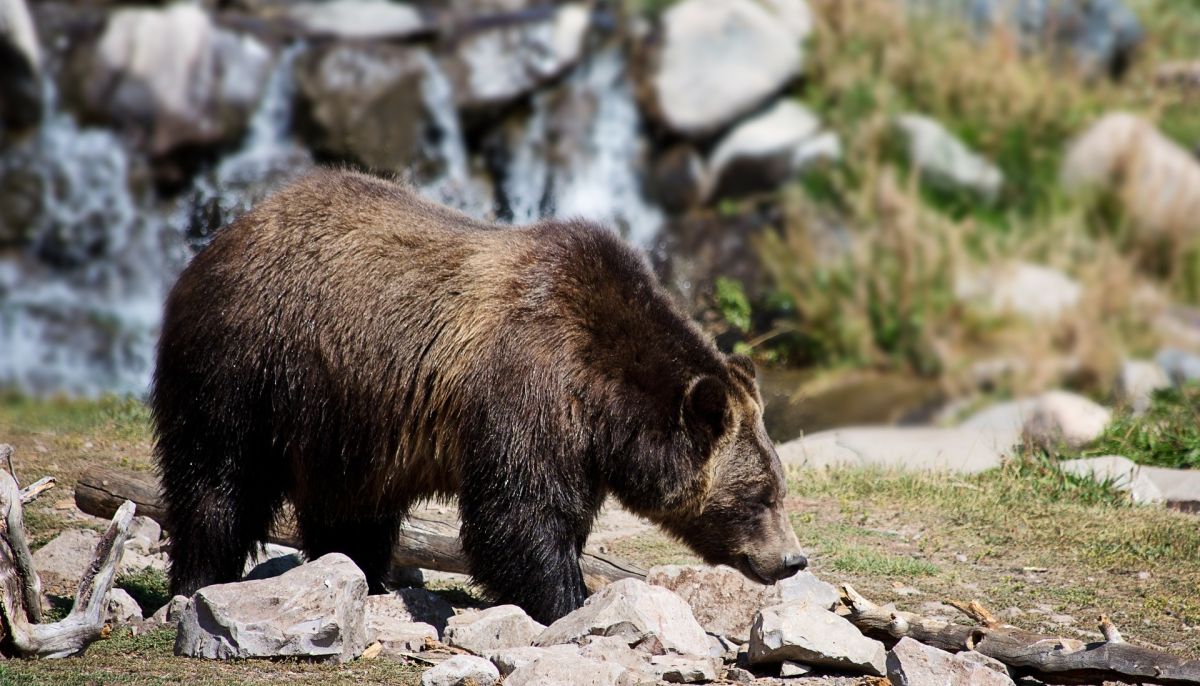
[0,628,425,686]
[117,567,172,618]
[0,392,151,442]
[1085,383,1200,469]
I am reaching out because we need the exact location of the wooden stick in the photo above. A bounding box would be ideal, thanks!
[19,477,56,505]
[1,466,137,658]
[75,466,647,590]
[840,584,1200,685]
[1,444,16,488]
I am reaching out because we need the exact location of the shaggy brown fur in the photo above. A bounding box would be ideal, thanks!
[152,168,804,623]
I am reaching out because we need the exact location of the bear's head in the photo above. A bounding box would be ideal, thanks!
[662,354,807,585]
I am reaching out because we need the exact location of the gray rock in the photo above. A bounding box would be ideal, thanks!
[150,594,189,625]
[421,654,500,686]
[646,565,836,643]
[779,660,813,677]
[1117,359,1170,415]
[0,0,42,132]
[33,529,99,595]
[961,391,1111,450]
[369,588,456,635]
[365,595,437,654]
[958,650,1011,676]
[174,553,368,662]
[128,516,161,548]
[505,652,626,686]
[954,262,1082,323]
[896,114,1003,200]
[1062,114,1200,249]
[68,4,272,157]
[748,601,887,676]
[1157,348,1200,386]
[293,42,434,174]
[648,145,708,214]
[576,634,656,673]
[119,549,169,577]
[644,0,811,136]
[706,100,838,200]
[442,4,589,109]
[724,666,756,683]
[1058,455,1164,505]
[1141,465,1200,513]
[887,636,1014,685]
[444,604,546,654]
[777,426,1016,474]
[486,645,579,675]
[534,578,710,656]
[285,0,426,40]
[107,588,143,625]
[243,544,304,580]
[650,654,720,682]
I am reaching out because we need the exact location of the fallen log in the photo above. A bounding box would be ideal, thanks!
[1,446,136,658]
[75,465,647,591]
[840,584,1200,685]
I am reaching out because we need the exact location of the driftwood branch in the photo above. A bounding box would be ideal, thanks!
[0,459,136,658]
[19,477,56,505]
[840,584,1200,685]
[75,466,647,591]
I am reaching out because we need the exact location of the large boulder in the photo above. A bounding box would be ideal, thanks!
[646,565,838,643]
[895,114,1003,200]
[954,261,1082,323]
[534,578,710,656]
[67,4,272,160]
[33,529,100,596]
[961,391,1111,450]
[705,100,839,200]
[175,553,368,662]
[1062,113,1200,250]
[778,426,1016,473]
[504,652,626,686]
[294,42,436,174]
[0,0,42,133]
[441,3,589,110]
[444,604,546,654]
[748,601,887,675]
[643,0,811,136]
[887,636,1015,686]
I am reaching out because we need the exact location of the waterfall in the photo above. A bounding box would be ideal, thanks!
[501,48,663,246]
[0,102,185,395]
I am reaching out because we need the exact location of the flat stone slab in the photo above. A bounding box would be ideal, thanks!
[1058,455,1164,504]
[1142,465,1200,512]
[778,426,1017,474]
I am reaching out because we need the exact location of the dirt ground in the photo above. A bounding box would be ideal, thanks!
[2,396,1198,685]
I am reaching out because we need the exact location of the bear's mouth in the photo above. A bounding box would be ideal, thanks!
[739,554,775,585]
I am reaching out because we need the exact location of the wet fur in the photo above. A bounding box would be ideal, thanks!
[152,168,783,623]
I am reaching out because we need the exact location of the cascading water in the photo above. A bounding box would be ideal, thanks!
[2,38,667,397]
[500,47,663,247]
[0,87,186,396]
[181,44,313,248]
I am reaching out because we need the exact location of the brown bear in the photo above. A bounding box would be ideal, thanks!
[152,168,806,623]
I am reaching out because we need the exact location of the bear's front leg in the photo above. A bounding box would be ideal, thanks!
[457,479,594,625]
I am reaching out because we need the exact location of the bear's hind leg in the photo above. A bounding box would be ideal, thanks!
[296,510,403,594]
[159,444,285,597]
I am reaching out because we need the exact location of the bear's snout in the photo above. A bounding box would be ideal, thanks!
[780,551,808,578]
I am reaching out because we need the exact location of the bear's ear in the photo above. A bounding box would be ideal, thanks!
[683,375,732,437]
[728,353,756,380]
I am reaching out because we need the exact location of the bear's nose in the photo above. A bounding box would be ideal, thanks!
[780,552,808,578]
